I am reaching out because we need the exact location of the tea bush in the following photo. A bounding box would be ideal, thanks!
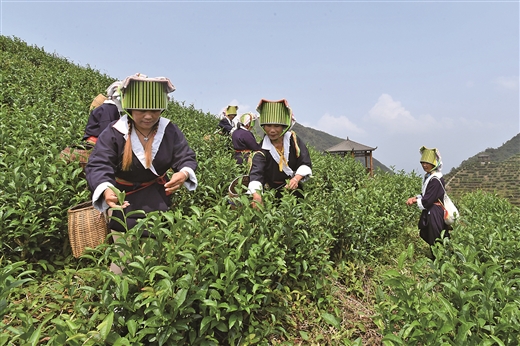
[6,192,333,345]
[2,35,520,345]
[304,153,422,263]
[374,191,520,345]
[0,36,113,260]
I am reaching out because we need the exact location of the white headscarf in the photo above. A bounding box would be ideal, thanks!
[232,112,258,133]
[104,81,123,112]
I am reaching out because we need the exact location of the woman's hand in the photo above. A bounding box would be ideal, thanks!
[251,192,263,208]
[104,188,130,209]
[286,174,302,190]
[164,171,188,194]
[406,196,417,206]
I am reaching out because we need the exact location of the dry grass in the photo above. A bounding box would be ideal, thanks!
[268,272,383,345]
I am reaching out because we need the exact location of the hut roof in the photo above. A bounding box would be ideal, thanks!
[325,137,377,153]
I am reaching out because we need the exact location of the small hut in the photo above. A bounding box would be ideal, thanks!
[478,154,490,165]
[325,137,377,176]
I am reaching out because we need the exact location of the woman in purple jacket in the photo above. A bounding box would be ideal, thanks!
[83,81,123,147]
[85,73,198,240]
[217,105,238,135]
[231,112,261,165]
[247,99,312,206]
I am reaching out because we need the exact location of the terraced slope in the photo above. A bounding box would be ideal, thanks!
[445,154,520,206]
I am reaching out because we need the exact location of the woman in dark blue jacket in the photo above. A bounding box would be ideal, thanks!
[247,99,312,206]
[406,146,449,246]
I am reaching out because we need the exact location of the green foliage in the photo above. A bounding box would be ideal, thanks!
[74,187,333,344]
[0,35,111,260]
[0,258,36,345]
[2,35,520,345]
[374,192,520,345]
[305,154,421,263]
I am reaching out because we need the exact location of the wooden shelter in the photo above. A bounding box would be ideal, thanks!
[325,137,378,176]
[478,154,490,165]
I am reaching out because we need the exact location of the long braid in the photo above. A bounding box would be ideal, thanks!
[122,118,134,171]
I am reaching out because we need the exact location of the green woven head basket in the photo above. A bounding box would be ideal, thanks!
[257,99,293,135]
[419,146,438,166]
[225,105,238,116]
[121,74,175,111]
[239,112,256,127]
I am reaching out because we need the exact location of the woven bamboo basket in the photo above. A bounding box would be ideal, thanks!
[90,93,107,111]
[228,175,250,198]
[68,201,108,258]
[60,146,90,170]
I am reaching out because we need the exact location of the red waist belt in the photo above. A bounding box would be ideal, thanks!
[115,173,170,196]
[434,201,448,219]
[86,136,98,145]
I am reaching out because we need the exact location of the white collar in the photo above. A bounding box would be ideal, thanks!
[261,132,293,176]
[112,115,169,176]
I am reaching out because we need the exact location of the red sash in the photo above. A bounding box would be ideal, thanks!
[115,173,171,196]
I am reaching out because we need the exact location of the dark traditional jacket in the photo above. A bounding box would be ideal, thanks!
[83,103,121,143]
[217,117,234,135]
[85,115,197,232]
[231,126,262,164]
[416,172,448,245]
[248,131,312,195]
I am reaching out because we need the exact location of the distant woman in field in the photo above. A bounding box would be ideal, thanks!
[247,99,312,206]
[406,146,449,247]
[231,112,262,165]
[217,105,238,135]
[85,73,198,273]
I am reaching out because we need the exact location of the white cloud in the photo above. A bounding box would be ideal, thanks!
[305,113,366,139]
[458,117,502,130]
[364,93,440,134]
[493,76,519,90]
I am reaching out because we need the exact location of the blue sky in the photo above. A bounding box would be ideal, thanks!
[1,0,518,173]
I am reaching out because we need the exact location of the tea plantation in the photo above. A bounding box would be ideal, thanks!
[1,36,519,345]
[445,154,520,207]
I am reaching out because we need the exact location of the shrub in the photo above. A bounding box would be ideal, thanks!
[374,192,520,345]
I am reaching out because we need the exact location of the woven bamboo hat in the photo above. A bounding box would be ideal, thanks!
[238,112,257,127]
[257,99,294,135]
[420,146,442,171]
[121,73,175,111]
[225,105,238,116]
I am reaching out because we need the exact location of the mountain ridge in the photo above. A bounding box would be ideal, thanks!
[447,133,520,174]
[5,35,517,182]
[251,122,390,172]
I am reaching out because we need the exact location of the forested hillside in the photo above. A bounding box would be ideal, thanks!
[1,35,519,345]
[451,132,520,170]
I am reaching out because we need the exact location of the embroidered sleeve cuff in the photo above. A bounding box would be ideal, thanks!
[180,167,197,191]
